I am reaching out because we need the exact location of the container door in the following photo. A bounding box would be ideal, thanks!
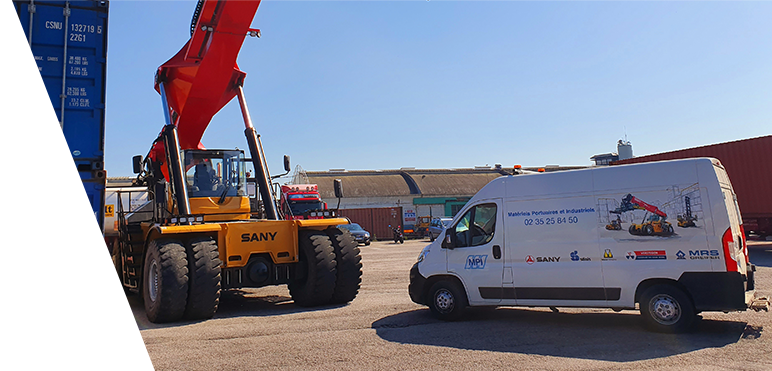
[445,200,504,305]
[11,0,108,170]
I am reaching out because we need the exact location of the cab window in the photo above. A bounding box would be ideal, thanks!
[454,203,497,247]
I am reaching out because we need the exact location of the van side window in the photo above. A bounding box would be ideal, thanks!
[454,203,497,248]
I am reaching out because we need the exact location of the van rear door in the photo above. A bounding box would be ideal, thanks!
[715,163,749,276]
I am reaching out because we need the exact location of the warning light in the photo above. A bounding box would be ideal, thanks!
[538,168,545,173]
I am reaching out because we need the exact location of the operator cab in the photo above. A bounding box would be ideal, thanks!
[183,149,247,199]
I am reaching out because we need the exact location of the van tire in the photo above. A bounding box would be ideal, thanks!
[326,228,363,304]
[428,280,467,321]
[143,239,189,323]
[110,240,131,296]
[639,284,696,333]
[290,231,337,307]
[184,236,221,320]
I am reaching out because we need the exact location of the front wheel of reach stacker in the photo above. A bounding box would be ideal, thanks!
[184,236,222,320]
[326,227,363,304]
[289,231,337,307]
[143,239,189,323]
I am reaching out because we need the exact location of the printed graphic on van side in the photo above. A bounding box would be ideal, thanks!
[596,183,706,243]
[465,255,487,269]
[626,250,667,260]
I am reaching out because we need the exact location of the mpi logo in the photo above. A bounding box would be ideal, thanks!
[465,255,488,269]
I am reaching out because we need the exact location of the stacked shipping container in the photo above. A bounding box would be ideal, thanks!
[614,135,772,237]
[11,0,108,365]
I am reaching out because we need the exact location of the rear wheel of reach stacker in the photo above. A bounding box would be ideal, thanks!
[143,239,189,323]
[184,236,222,320]
[289,231,337,307]
[326,227,363,304]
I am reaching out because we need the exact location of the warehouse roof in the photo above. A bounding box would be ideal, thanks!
[306,166,586,199]
[106,165,588,199]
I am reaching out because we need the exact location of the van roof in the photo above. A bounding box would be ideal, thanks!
[470,157,718,202]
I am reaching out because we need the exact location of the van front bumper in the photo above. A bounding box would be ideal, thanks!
[409,263,427,305]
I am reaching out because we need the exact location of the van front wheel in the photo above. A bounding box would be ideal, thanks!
[639,284,696,333]
[428,280,467,321]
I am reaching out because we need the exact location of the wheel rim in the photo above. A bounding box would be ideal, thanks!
[435,288,455,313]
[649,294,681,325]
[148,259,159,302]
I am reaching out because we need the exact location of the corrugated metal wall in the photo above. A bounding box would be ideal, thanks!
[613,135,772,218]
[339,207,403,240]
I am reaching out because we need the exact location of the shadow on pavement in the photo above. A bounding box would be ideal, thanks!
[372,307,749,362]
[749,243,772,268]
[128,289,345,330]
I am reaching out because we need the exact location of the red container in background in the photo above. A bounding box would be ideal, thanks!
[338,207,403,240]
[613,135,772,237]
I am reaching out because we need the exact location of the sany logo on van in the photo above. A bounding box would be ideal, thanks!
[526,255,560,264]
[465,255,487,269]
[241,232,278,242]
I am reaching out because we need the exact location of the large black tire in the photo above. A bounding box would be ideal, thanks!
[644,224,654,236]
[289,231,337,307]
[326,228,363,304]
[629,225,637,235]
[143,239,189,323]
[639,284,696,333]
[184,236,222,320]
[110,240,131,296]
[428,280,468,321]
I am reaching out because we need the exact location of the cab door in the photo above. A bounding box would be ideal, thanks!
[445,200,504,305]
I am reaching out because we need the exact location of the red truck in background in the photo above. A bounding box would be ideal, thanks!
[280,184,332,220]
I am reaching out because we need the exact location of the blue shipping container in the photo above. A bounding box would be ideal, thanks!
[10,171,105,365]
[11,0,108,170]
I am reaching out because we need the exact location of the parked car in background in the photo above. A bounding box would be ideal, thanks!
[428,217,453,242]
[338,223,371,245]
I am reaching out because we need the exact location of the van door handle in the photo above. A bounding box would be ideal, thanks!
[492,245,501,259]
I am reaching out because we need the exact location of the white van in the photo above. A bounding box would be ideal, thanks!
[409,158,759,332]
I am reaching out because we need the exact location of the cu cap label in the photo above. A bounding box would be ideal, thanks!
[465,255,487,269]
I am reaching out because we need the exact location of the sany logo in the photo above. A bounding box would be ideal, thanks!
[526,255,561,263]
[465,255,487,269]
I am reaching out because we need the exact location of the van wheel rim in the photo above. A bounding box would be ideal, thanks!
[148,260,159,302]
[649,294,681,325]
[435,289,454,312]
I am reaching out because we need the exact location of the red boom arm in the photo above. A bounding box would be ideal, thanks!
[148,0,261,175]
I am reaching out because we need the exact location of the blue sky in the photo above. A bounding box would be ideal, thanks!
[104,1,772,177]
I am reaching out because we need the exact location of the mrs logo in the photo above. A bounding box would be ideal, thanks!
[465,255,487,269]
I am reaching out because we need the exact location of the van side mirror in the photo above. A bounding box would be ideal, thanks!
[441,231,455,249]
[132,155,143,174]
[334,179,344,198]
[283,155,291,172]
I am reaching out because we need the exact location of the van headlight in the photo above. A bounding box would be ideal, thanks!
[417,246,430,263]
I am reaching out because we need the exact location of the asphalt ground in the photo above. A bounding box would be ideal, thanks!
[130,239,772,370]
